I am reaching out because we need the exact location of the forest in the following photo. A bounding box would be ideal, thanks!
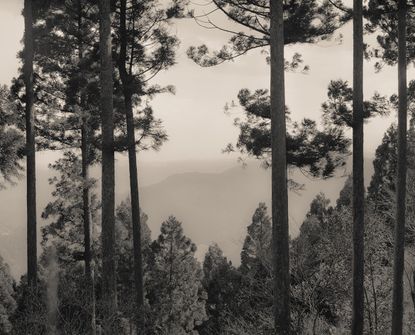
[0,0,414,334]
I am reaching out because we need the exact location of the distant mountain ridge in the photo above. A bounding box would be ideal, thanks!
[0,157,374,278]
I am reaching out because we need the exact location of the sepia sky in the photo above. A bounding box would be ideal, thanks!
[0,0,407,165]
[0,0,410,277]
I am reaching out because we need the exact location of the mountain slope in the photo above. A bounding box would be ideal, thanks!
[0,158,373,278]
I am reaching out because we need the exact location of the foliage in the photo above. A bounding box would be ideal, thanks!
[187,0,349,67]
[115,199,152,324]
[0,86,24,188]
[198,243,241,335]
[225,204,273,333]
[291,189,395,334]
[41,151,99,261]
[146,216,207,334]
[367,124,398,209]
[10,0,169,155]
[10,279,48,335]
[0,255,16,334]
[365,0,415,71]
[321,80,390,128]
[225,88,351,178]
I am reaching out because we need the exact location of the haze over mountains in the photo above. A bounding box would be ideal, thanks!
[0,155,373,279]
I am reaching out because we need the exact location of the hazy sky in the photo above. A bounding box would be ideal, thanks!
[0,0,408,277]
[0,0,405,165]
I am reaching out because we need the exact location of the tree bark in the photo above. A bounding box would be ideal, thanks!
[24,0,38,289]
[351,0,365,334]
[78,2,96,333]
[99,0,117,332]
[391,0,407,333]
[81,115,96,335]
[270,1,290,334]
[118,1,145,331]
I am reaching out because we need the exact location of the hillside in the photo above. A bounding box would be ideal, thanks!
[0,157,373,278]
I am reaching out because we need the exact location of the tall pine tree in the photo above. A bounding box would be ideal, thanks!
[23,0,38,290]
[352,0,365,333]
[99,0,117,331]
[146,216,207,334]
[115,0,177,327]
[391,0,408,333]
[270,1,290,332]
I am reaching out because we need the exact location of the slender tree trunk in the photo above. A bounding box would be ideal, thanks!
[81,99,97,335]
[118,2,145,333]
[391,0,407,333]
[24,0,37,289]
[412,270,415,316]
[351,0,365,334]
[77,2,96,333]
[81,123,97,334]
[270,1,290,334]
[99,0,117,332]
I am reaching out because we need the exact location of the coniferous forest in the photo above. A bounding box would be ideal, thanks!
[2,0,415,334]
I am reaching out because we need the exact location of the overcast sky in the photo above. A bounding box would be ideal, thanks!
[0,0,406,165]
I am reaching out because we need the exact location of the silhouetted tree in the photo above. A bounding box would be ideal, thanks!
[225,88,351,178]
[0,255,16,334]
[270,1,290,332]
[188,0,348,67]
[115,0,175,327]
[352,0,365,333]
[0,86,24,188]
[199,243,240,335]
[99,0,117,331]
[146,216,207,334]
[391,0,408,333]
[23,0,38,289]
[114,199,151,330]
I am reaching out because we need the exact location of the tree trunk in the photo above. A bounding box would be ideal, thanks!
[270,1,290,334]
[78,2,96,333]
[351,0,365,334]
[391,0,407,333]
[24,0,38,289]
[118,1,145,332]
[99,0,117,332]
[81,117,97,335]
[81,125,97,335]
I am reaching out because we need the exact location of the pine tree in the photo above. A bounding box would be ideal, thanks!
[146,216,207,334]
[40,152,100,333]
[199,243,240,335]
[366,0,415,70]
[270,1,290,332]
[188,0,348,67]
[99,0,117,331]
[225,88,351,178]
[321,79,389,129]
[0,86,24,188]
[115,199,151,329]
[41,152,100,263]
[391,0,408,333]
[367,125,398,208]
[23,0,38,290]
[0,255,16,334]
[352,0,365,333]
[229,204,274,333]
[76,2,96,331]
[115,0,175,327]
[240,203,272,274]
